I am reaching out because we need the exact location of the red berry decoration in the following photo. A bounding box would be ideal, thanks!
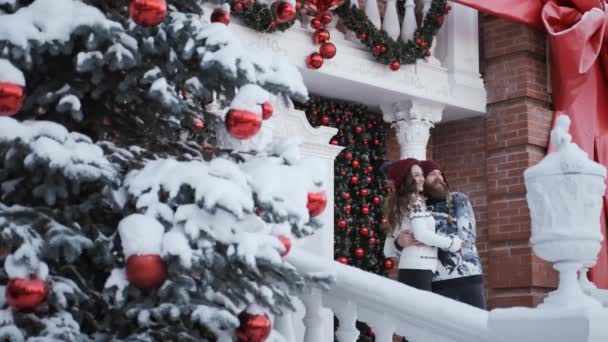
[306,52,324,69]
[436,16,445,25]
[361,206,370,215]
[319,42,337,59]
[312,29,330,44]
[129,0,167,27]
[425,50,432,57]
[192,118,204,132]
[338,219,347,229]
[390,60,400,71]
[384,258,395,270]
[372,45,382,56]
[351,160,360,168]
[307,191,327,217]
[372,196,381,205]
[321,115,330,125]
[278,235,291,257]
[445,4,452,13]
[350,176,359,185]
[6,278,48,311]
[274,1,296,22]
[126,255,168,289]
[343,192,351,200]
[320,13,332,24]
[210,8,230,25]
[360,188,369,197]
[261,102,273,120]
[354,125,363,134]
[354,247,365,259]
[344,152,353,160]
[236,311,272,342]
[358,32,367,41]
[0,82,25,116]
[337,257,349,264]
[310,18,322,29]
[359,226,370,237]
[225,109,262,139]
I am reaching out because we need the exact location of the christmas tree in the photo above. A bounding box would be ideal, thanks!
[0,0,330,341]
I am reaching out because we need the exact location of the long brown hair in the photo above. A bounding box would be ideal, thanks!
[382,169,420,234]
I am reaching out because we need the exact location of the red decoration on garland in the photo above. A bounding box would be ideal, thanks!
[225,109,262,139]
[384,258,395,270]
[354,125,363,134]
[338,219,347,229]
[369,237,377,245]
[320,13,332,24]
[360,188,369,197]
[129,0,167,27]
[274,1,296,22]
[234,1,245,12]
[337,257,349,264]
[126,255,168,289]
[321,115,330,125]
[354,247,365,258]
[6,278,48,311]
[310,17,322,29]
[425,50,432,57]
[436,16,445,25]
[390,60,400,71]
[0,82,25,116]
[278,235,291,257]
[306,52,324,69]
[261,102,273,120]
[344,152,353,160]
[358,32,367,41]
[372,196,381,205]
[343,192,351,200]
[319,42,336,59]
[211,8,231,25]
[361,206,370,215]
[307,191,327,217]
[312,29,330,44]
[304,0,345,15]
[236,312,272,342]
[351,160,360,168]
[330,139,339,145]
[444,4,452,13]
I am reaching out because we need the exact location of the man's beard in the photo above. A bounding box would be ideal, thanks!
[424,179,448,200]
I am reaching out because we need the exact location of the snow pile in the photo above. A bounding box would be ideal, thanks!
[118,214,165,258]
[162,229,192,268]
[4,244,48,280]
[0,59,24,85]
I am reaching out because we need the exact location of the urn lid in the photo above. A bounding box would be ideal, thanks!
[524,115,607,179]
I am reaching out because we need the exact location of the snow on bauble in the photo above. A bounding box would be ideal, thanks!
[129,0,167,27]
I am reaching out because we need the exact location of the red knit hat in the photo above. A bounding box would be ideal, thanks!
[419,160,449,186]
[386,158,419,190]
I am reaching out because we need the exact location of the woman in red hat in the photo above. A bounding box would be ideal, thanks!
[383,158,462,292]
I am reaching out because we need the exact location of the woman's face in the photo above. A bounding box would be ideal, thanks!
[410,164,425,193]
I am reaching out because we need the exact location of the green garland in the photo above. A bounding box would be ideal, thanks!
[230,0,449,66]
[334,0,448,65]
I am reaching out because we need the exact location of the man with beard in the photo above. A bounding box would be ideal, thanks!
[390,160,486,309]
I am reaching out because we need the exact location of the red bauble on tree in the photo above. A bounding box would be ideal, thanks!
[319,42,336,59]
[236,311,272,342]
[277,235,291,257]
[361,206,370,215]
[354,247,365,259]
[321,115,330,125]
[337,257,349,264]
[359,226,370,237]
[192,118,204,132]
[330,139,339,145]
[350,176,359,185]
[360,188,369,197]
[366,165,373,173]
[211,8,231,25]
[312,29,330,44]
[126,255,168,289]
[6,278,48,311]
[307,191,327,217]
[351,160,359,168]
[338,219,347,229]
[261,102,273,120]
[0,82,25,116]
[372,196,381,205]
[306,52,324,69]
[344,152,353,160]
[234,1,245,12]
[384,258,395,270]
[354,125,363,134]
[369,237,377,245]
[129,0,167,27]
[343,192,351,200]
[274,1,296,23]
[225,109,262,139]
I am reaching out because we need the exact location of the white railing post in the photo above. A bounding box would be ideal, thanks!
[301,287,326,342]
[401,0,418,43]
[331,298,359,342]
[364,0,382,29]
[382,0,401,40]
[274,310,296,341]
[369,317,395,342]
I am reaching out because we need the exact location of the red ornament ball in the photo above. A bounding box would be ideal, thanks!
[225,109,262,139]
[312,29,330,44]
[350,176,359,185]
[234,1,245,12]
[261,102,273,120]
[359,226,370,237]
[330,139,339,145]
[278,235,291,257]
[236,312,272,342]
[321,115,330,125]
[344,152,353,161]
[338,219,347,229]
[310,17,322,30]
[320,13,332,24]
[126,254,168,289]
[445,4,452,13]
[384,258,395,270]
[6,278,48,311]
[274,1,296,22]
[366,165,374,173]
[360,188,369,197]
[210,8,230,25]
[373,138,380,145]
[369,237,377,245]
[306,52,324,69]
[372,196,381,205]
[354,247,365,259]
[354,125,363,134]
[351,160,360,168]
[366,176,372,184]
[192,118,204,132]
[340,170,347,176]
[0,82,25,116]
[307,191,327,217]
[129,0,167,27]
[372,45,382,56]
[345,204,352,212]
[358,32,367,41]
[361,206,370,215]
[436,16,445,25]
[390,60,400,71]
[319,42,337,59]
[337,257,349,264]
[343,192,351,200]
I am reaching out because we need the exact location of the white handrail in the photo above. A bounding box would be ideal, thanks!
[285,248,489,342]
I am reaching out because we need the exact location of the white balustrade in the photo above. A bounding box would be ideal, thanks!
[401,0,419,43]
[382,0,401,40]
[364,0,382,29]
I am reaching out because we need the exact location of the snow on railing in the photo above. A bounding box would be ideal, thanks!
[282,248,489,342]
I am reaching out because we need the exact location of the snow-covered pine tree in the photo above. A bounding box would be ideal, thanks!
[0,1,330,341]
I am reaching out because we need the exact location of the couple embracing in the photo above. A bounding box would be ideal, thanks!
[382,158,486,309]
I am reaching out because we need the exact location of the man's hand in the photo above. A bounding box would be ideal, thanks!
[397,231,425,248]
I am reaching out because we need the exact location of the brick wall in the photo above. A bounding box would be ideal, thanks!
[383,14,558,308]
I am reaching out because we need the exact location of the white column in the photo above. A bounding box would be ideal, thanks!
[381,99,444,160]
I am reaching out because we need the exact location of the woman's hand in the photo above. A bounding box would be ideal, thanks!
[397,231,426,248]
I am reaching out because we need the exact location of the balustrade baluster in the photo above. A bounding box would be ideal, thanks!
[422,0,441,65]
[301,287,325,342]
[333,299,359,342]
[382,0,400,40]
[364,0,382,29]
[274,310,296,341]
[401,0,418,43]
[369,317,396,342]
